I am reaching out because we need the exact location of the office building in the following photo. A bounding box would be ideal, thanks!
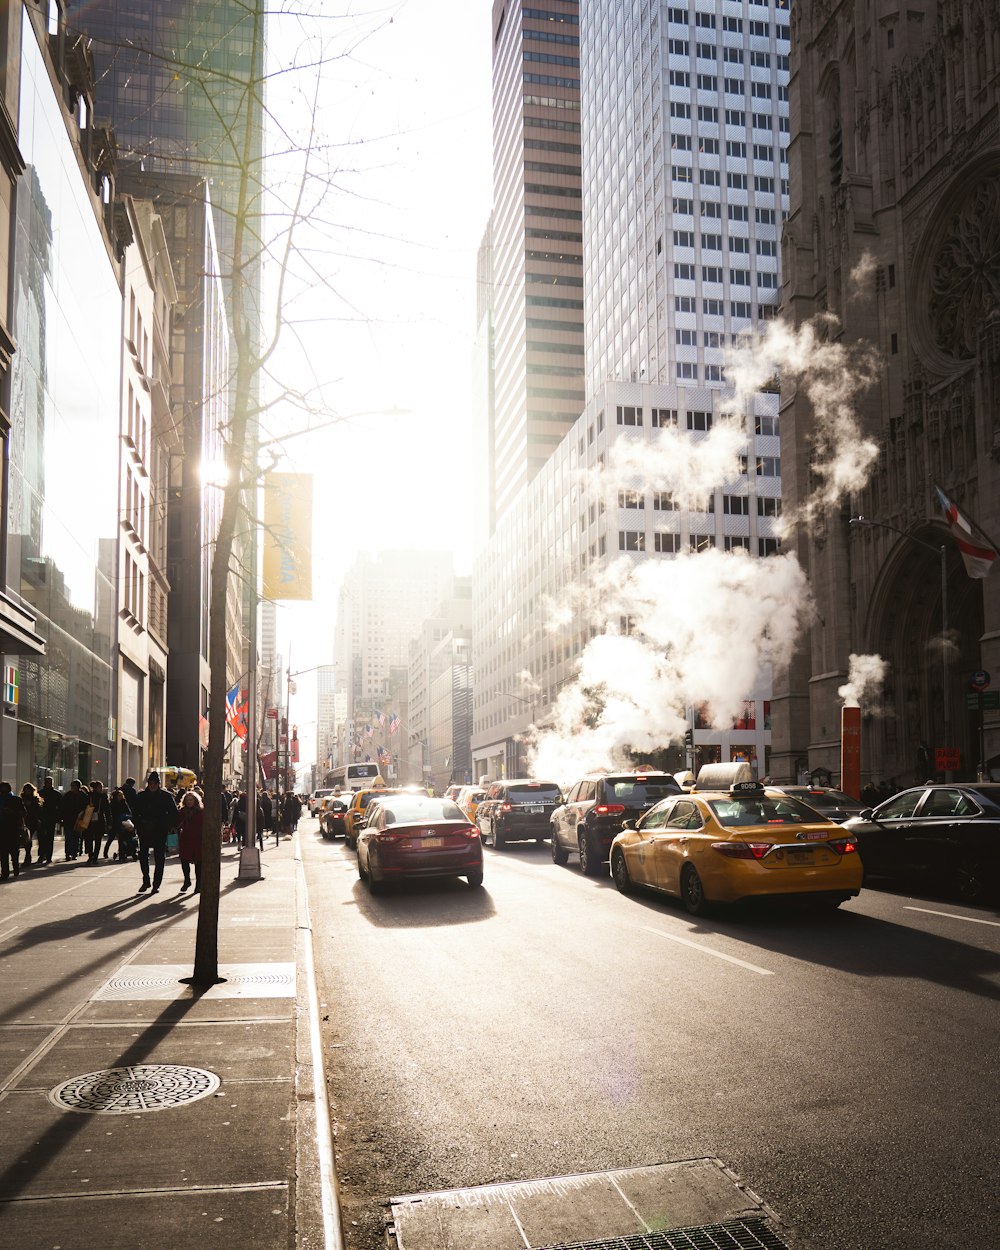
[490,0,585,522]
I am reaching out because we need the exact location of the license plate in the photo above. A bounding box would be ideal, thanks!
[421,836,445,848]
[526,805,544,814]
[787,848,813,864]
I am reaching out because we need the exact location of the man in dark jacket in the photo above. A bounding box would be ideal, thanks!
[130,770,178,894]
[37,777,61,864]
[0,782,25,880]
[60,780,89,860]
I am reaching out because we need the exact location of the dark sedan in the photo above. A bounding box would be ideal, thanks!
[769,786,868,824]
[842,783,1000,902]
[357,794,483,894]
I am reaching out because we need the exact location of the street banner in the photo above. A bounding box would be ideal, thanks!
[934,483,999,579]
[263,472,313,600]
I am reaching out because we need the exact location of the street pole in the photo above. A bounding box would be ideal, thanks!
[239,476,261,879]
[941,544,950,777]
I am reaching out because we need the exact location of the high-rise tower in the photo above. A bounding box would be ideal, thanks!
[490,0,585,523]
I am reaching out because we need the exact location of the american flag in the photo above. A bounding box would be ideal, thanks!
[374,710,386,728]
[388,713,401,736]
[225,685,248,741]
[365,722,374,739]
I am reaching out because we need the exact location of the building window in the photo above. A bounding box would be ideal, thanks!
[759,537,782,556]
[690,534,714,553]
[724,495,750,515]
[616,405,643,426]
[651,408,678,428]
[687,410,713,431]
[618,490,644,509]
[619,530,646,552]
[655,532,680,553]
[725,535,751,552]
[755,414,779,437]
[757,495,782,516]
[756,456,781,476]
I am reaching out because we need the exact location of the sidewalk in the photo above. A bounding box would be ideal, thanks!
[0,831,334,1249]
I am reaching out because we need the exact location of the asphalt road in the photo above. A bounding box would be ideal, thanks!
[303,816,1000,1250]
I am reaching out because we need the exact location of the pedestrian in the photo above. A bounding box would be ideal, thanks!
[233,790,248,847]
[177,790,204,892]
[256,789,269,851]
[279,790,301,842]
[60,780,88,860]
[37,777,60,864]
[83,780,112,864]
[130,770,178,894]
[20,783,43,868]
[106,788,134,859]
[122,776,139,812]
[0,782,25,881]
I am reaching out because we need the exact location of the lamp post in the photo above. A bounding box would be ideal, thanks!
[849,516,950,778]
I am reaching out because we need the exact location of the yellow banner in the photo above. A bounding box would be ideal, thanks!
[262,472,313,600]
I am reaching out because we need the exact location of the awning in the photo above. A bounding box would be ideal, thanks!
[0,590,45,655]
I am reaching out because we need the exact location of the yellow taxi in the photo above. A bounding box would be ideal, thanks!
[455,785,487,825]
[609,779,863,914]
[344,784,401,849]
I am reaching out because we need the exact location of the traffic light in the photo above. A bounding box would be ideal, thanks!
[684,728,693,748]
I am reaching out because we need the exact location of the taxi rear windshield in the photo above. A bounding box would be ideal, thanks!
[708,795,830,827]
[508,785,561,801]
[605,777,679,803]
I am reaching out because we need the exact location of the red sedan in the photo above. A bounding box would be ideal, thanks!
[357,794,483,893]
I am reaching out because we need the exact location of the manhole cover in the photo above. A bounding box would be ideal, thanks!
[535,1219,792,1250]
[49,1065,220,1114]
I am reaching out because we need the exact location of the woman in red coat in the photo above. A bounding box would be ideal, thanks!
[177,790,204,893]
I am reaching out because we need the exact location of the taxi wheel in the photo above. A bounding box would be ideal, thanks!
[551,832,569,866]
[611,849,633,895]
[492,824,506,850]
[680,864,708,915]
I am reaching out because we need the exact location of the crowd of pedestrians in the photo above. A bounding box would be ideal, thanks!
[0,769,304,889]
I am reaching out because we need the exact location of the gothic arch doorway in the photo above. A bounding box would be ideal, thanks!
[864,526,982,785]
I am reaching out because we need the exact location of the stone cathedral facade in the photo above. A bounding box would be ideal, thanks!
[774,0,1000,786]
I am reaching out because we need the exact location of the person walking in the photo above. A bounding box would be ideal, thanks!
[0,782,25,881]
[36,777,60,865]
[60,780,88,860]
[20,783,43,868]
[279,790,302,843]
[177,790,204,892]
[105,788,134,859]
[83,781,112,864]
[122,776,139,811]
[130,770,178,894]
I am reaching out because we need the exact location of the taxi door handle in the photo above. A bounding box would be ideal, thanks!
[677,836,687,844]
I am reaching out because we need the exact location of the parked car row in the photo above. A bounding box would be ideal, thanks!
[312,771,1000,909]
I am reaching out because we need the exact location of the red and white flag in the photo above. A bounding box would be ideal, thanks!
[935,484,998,579]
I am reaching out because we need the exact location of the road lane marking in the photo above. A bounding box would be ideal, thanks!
[904,906,1000,929]
[641,925,774,975]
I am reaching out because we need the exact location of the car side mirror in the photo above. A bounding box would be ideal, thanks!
[860,808,874,820]
[621,818,635,830]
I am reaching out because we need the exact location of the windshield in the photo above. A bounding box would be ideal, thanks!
[381,797,466,824]
[605,777,679,804]
[508,785,560,801]
[708,795,832,827]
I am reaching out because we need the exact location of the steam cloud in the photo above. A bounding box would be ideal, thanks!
[837,653,887,710]
[525,313,885,783]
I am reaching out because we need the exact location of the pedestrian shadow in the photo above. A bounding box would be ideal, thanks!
[0,878,246,1028]
[0,983,216,1203]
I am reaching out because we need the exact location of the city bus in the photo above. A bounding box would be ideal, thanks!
[323,763,384,793]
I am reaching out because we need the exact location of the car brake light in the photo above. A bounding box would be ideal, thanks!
[827,837,858,855]
[711,841,772,860]
[501,803,512,812]
[594,803,626,815]
[465,825,480,840]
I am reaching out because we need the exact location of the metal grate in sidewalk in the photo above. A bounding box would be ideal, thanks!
[533,1216,793,1250]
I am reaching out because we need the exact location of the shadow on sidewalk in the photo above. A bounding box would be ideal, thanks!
[0,877,247,1029]
[0,986,216,1202]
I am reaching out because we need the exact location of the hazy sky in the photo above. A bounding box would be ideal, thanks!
[262,2,493,753]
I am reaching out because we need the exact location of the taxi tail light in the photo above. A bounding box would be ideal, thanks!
[594,804,626,815]
[827,836,858,855]
[711,841,772,860]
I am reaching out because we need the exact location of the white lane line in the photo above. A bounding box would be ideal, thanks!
[0,927,18,942]
[904,906,1000,929]
[641,925,774,976]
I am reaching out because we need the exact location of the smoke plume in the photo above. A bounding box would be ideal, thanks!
[837,653,887,710]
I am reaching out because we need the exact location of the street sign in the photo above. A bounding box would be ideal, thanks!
[935,747,960,771]
[967,690,1000,710]
[970,670,991,692]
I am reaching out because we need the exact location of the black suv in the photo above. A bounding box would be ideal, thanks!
[550,771,682,875]
[477,779,563,848]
